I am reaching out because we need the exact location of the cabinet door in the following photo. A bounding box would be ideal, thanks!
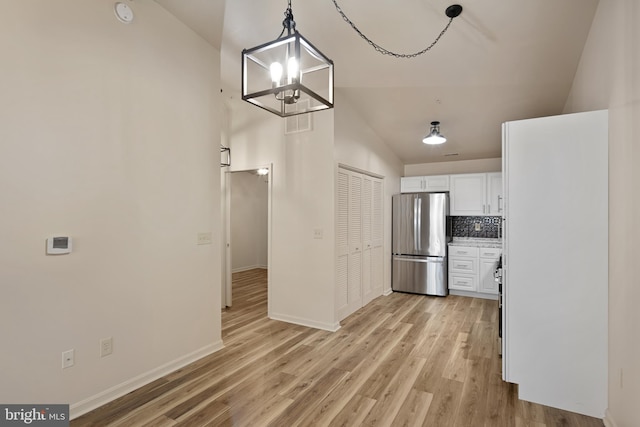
[479,258,499,294]
[347,171,364,317]
[400,176,424,193]
[487,172,503,216]
[336,169,350,319]
[361,175,373,306]
[370,178,384,302]
[424,175,449,192]
[450,174,487,216]
[337,169,384,321]
[336,169,364,321]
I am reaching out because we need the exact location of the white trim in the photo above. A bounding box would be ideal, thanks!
[337,163,384,179]
[70,341,223,420]
[383,288,393,296]
[449,289,498,300]
[270,312,341,332]
[603,409,618,427]
[224,164,273,310]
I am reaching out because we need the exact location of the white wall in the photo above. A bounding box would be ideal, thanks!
[230,172,268,272]
[334,91,404,294]
[226,100,337,331]
[0,0,222,417]
[404,158,501,176]
[563,1,640,426]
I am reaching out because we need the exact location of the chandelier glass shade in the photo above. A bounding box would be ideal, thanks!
[423,121,447,145]
[241,2,334,117]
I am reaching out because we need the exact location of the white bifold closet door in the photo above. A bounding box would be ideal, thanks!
[336,167,383,321]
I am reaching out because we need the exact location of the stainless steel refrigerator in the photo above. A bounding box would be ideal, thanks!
[392,192,450,296]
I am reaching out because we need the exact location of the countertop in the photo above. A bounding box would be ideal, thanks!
[449,238,502,249]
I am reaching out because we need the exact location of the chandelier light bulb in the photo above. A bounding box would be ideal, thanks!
[287,57,298,83]
[270,62,283,85]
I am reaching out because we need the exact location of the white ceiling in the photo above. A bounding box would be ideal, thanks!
[153,0,599,165]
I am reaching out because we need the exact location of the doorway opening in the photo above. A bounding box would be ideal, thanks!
[222,166,272,337]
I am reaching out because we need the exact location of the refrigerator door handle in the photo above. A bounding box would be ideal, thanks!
[393,255,445,263]
[394,256,430,263]
[413,197,419,251]
[417,197,422,251]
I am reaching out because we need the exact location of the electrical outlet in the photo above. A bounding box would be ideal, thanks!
[474,222,482,231]
[313,229,323,239]
[62,349,74,369]
[100,337,113,358]
[197,232,212,245]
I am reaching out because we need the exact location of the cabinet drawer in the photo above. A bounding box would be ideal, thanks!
[449,274,476,291]
[480,248,501,259]
[449,258,477,274]
[449,246,478,257]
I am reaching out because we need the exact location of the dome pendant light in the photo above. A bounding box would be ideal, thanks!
[423,121,447,145]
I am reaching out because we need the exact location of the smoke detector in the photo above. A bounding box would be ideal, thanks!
[114,2,134,24]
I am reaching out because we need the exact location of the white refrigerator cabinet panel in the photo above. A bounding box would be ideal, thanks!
[503,110,608,418]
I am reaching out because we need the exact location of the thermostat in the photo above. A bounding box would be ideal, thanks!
[47,236,72,255]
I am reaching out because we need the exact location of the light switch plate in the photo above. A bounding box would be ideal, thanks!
[62,349,74,369]
[197,232,213,245]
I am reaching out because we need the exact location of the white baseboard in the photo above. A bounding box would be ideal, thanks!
[232,265,267,273]
[603,409,618,427]
[449,289,498,300]
[383,287,393,296]
[270,312,340,332]
[70,340,224,420]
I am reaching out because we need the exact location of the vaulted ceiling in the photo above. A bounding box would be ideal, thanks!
[153,0,599,164]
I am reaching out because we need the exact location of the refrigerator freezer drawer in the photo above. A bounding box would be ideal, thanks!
[392,256,448,296]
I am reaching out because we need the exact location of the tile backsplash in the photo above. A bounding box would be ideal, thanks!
[451,216,502,238]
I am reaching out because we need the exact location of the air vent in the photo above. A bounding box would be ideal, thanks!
[284,99,313,134]
[444,152,459,157]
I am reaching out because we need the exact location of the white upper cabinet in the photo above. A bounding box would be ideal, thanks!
[450,174,487,215]
[400,176,424,193]
[400,175,449,193]
[401,173,502,216]
[487,172,503,216]
[450,173,502,216]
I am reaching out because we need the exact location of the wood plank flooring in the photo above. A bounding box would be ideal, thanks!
[72,269,604,427]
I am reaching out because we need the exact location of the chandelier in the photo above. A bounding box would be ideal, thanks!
[241,0,334,118]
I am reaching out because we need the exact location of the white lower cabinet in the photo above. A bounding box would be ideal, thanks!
[478,248,500,294]
[448,246,478,292]
[449,245,500,297]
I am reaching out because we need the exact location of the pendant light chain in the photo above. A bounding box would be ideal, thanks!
[330,0,457,58]
[277,0,296,39]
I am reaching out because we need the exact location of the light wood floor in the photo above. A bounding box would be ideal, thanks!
[72,269,604,426]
